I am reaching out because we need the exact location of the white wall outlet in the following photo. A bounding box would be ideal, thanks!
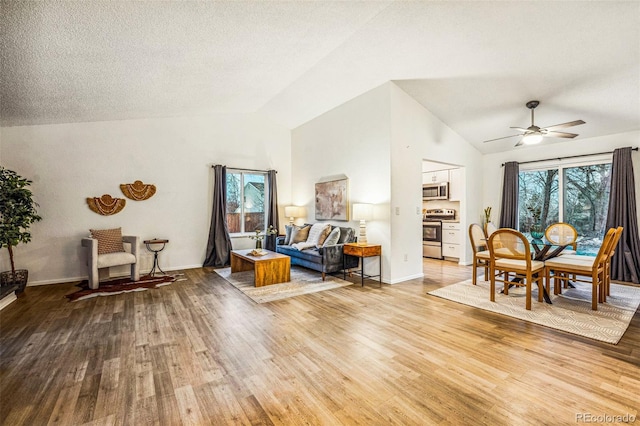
[404,254,408,261]
[395,207,400,215]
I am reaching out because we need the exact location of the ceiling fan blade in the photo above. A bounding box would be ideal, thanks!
[543,120,585,131]
[545,131,579,139]
[514,139,524,147]
[483,134,523,143]
[509,127,530,132]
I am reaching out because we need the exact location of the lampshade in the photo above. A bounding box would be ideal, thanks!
[284,206,300,218]
[522,133,543,145]
[352,203,373,221]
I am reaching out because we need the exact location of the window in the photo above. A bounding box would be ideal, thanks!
[518,160,611,255]
[519,169,559,233]
[226,171,267,235]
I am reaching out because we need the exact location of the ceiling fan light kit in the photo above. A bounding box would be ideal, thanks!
[522,133,543,145]
[484,100,585,147]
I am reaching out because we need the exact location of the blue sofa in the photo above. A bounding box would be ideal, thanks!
[276,225,359,280]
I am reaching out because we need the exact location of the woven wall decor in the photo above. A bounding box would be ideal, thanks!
[87,194,126,216]
[120,180,156,201]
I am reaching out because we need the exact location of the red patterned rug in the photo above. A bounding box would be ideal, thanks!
[66,274,184,302]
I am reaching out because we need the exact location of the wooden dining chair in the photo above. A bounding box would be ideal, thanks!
[468,223,490,285]
[545,222,579,286]
[488,228,545,310]
[544,228,616,310]
[545,222,578,255]
[604,226,623,299]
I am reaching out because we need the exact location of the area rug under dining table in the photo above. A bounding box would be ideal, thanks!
[428,279,640,344]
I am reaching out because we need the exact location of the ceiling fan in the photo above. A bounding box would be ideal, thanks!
[483,100,585,146]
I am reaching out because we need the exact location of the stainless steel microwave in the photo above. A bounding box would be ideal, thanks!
[423,182,448,200]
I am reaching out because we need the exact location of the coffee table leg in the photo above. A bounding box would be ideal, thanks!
[254,257,290,287]
[231,253,253,273]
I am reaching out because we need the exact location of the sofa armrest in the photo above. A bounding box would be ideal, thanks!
[318,244,344,265]
[276,236,285,246]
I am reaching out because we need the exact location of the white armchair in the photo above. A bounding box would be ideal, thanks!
[82,235,140,289]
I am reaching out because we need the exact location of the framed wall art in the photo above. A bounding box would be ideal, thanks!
[315,177,349,221]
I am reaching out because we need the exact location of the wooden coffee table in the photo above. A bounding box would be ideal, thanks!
[230,249,291,287]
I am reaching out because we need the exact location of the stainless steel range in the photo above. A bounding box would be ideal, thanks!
[423,209,455,259]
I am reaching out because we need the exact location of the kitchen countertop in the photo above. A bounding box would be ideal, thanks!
[440,219,460,223]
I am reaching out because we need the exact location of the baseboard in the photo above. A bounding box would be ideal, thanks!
[388,272,424,285]
[0,292,18,311]
[26,264,204,287]
[27,275,87,286]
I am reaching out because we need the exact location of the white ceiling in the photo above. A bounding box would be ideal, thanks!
[1,1,639,154]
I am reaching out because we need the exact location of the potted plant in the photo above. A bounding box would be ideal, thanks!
[526,205,544,240]
[248,225,278,249]
[0,167,42,294]
[483,206,492,225]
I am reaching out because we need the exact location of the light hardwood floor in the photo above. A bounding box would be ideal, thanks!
[1,259,639,425]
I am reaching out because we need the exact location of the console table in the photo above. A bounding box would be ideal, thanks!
[343,243,382,287]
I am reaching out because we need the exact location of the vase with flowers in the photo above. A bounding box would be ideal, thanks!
[248,225,278,249]
[526,205,544,241]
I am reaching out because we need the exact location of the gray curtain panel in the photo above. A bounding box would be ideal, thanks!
[499,161,519,229]
[264,169,279,251]
[605,147,640,283]
[203,165,232,267]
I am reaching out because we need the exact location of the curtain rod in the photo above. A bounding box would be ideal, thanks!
[501,147,638,167]
[212,165,277,173]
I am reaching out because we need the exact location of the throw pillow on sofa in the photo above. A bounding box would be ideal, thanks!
[292,223,329,250]
[283,225,294,245]
[290,225,311,244]
[306,223,330,245]
[317,225,332,246]
[322,227,341,247]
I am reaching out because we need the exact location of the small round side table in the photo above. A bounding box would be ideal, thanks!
[144,239,169,277]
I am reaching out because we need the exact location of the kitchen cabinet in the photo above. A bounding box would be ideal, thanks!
[422,170,449,184]
[448,168,463,201]
[442,223,461,259]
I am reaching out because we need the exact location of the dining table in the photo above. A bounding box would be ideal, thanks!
[499,239,569,304]
[530,240,569,261]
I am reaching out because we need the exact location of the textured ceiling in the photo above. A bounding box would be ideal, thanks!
[1,1,639,154]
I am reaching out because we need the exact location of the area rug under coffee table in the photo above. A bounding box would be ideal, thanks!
[428,279,640,344]
[215,266,353,303]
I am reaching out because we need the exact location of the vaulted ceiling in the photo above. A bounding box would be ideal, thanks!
[1,1,638,154]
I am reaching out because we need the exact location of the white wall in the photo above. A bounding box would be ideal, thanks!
[290,82,484,284]
[482,131,640,232]
[390,83,484,268]
[291,83,393,281]
[0,113,291,284]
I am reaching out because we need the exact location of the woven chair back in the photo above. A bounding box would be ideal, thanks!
[488,228,529,261]
[545,223,578,246]
[469,223,487,253]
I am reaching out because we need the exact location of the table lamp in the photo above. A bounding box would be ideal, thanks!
[284,206,301,225]
[352,203,373,245]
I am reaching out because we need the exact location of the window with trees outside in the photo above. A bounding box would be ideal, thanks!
[518,160,612,255]
[226,171,268,235]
